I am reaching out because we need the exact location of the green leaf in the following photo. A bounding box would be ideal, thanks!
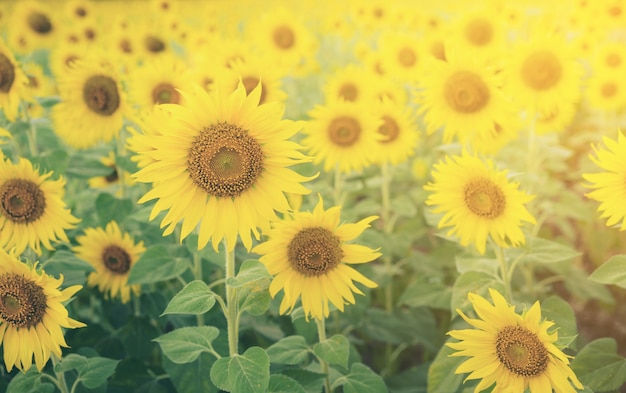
[7,366,43,393]
[210,357,231,392]
[514,237,581,264]
[339,363,388,393]
[391,194,417,217]
[571,338,626,392]
[277,369,325,393]
[540,296,578,349]
[162,280,216,315]
[398,279,451,310]
[127,245,190,285]
[78,357,120,388]
[95,193,134,226]
[267,335,311,365]
[228,346,270,393]
[153,326,220,364]
[313,334,350,369]
[451,271,505,317]
[589,254,626,289]
[427,343,465,393]
[41,250,95,287]
[239,284,271,316]
[66,155,112,178]
[30,149,68,175]
[55,353,88,372]
[455,257,498,277]
[164,352,219,393]
[226,259,271,288]
[269,374,307,393]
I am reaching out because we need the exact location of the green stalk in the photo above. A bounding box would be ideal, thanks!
[194,252,205,326]
[495,245,512,302]
[51,354,70,393]
[21,102,38,157]
[316,317,332,393]
[333,165,345,206]
[224,239,239,356]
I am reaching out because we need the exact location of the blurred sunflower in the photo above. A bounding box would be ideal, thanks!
[376,31,423,83]
[130,83,313,252]
[303,100,382,173]
[323,64,379,104]
[253,196,380,321]
[215,58,287,105]
[0,39,29,122]
[8,0,58,54]
[0,249,85,372]
[62,0,94,22]
[418,52,516,146]
[535,103,577,135]
[52,56,127,149]
[446,7,505,60]
[585,73,626,113]
[87,151,134,191]
[48,41,90,78]
[371,97,418,166]
[0,158,79,255]
[424,151,536,255]
[74,221,145,304]
[448,288,583,393]
[590,41,626,75]
[583,131,626,230]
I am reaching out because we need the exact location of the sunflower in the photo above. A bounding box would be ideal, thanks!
[0,39,29,122]
[253,196,380,321]
[417,52,517,146]
[73,221,145,304]
[371,97,418,166]
[424,151,536,255]
[303,100,382,173]
[584,73,626,113]
[87,151,134,192]
[0,158,79,255]
[376,31,424,83]
[214,57,288,105]
[535,102,577,135]
[323,64,379,104]
[446,7,505,61]
[583,131,626,230]
[0,249,85,372]
[130,83,313,252]
[448,288,583,393]
[52,56,127,149]
[590,41,626,76]
[7,0,59,55]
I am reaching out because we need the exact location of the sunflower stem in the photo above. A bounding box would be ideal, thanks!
[316,317,332,393]
[495,245,513,302]
[51,354,71,393]
[381,162,391,231]
[333,164,345,206]
[224,239,239,356]
[21,102,39,157]
[116,126,128,200]
[193,252,205,326]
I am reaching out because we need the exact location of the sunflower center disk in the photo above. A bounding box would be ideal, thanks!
[152,82,180,104]
[0,179,46,223]
[145,36,166,53]
[602,82,617,98]
[273,25,295,49]
[83,75,120,116]
[287,227,343,276]
[328,116,361,147]
[463,177,506,218]
[102,245,132,274]
[27,11,53,34]
[496,325,549,377]
[521,50,563,91]
[339,83,358,101]
[445,71,490,113]
[0,273,47,328]
[465,18,493,46]
[187,123,264,198]
[0,53,15,93]
[398,47,417,67]
[606,53,621,68]
[378,115,400,143]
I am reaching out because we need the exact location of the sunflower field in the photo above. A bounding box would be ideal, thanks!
[1,0,626,392]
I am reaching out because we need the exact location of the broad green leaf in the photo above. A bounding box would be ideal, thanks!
[30,149,68,175]
[164,352,219,393]
[228,346,270,393]
[7,366,43,393]
[41,250,94,287]
[398,279,451,310]
[239,284,271,316]
[427,343,465,393]
[455,257,498,277]
[361,308,439,351]
[153,326,220,364]
[66,155,112,178]
[78,357,120,388]
[226,259,271,288]
[162,280,216,315]
[269,374,307,393]
[210,357,231,392]
[55,353,89,373]
[571,338,626,392]
[127,245,190,285]
[451,271,505,317]
[313,335,350,369]
[589,254,626,289]
[514,237,581,264]
[267,335,311,365]
[277,369,325,393]
[95,193,134,226]
[391,194,417,217]
[540,296,578,349]
[339,363,388,393]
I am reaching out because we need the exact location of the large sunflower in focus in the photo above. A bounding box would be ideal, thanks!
[424,151,535,255]
[0,158,79,255]
[448,288,583,393]
[0,39,29,122]
[253,197,380,321]
[0,249,85,371]
[74,221,145,304]
[130,83,313,251]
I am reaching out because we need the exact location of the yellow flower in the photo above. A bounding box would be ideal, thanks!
[446,7,506,61]
[323,64,380,104]
[583,131,626,230]
[130,83,313,252]
[214,58,288,106]
[0,250,85,372]
[7,0,59,55]
[0,158,80,255]
[585,73,626,113]
[376,31,424,83]
[74,221,145,304]
[0,38,29,122]
[371,97,419,166]
[87,151,134,192]
[448,288,583,393]
[424,151,536,255]
[253,196,380,321]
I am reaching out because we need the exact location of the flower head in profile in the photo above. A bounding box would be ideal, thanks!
[253,196,380,321]
[0,249,85,371]
[0,158,80,255]
[74,221,145,304]
[424,151,535,254]
[0,39,30,122]
[448,288,583,393]
[583,131,626,229]
[130,83,314,252]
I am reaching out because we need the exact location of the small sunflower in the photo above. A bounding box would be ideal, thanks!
[74,221,145,304]
[0,39,29,122]
[52,56,127,149]
[0,249,85,372]
[87,151,134,191]
[130,83,313,252]
[323,64,379,104]
[303,100,382,173]
[8,0,58,55]
[583,131,626,230]
[0,158,80,255]
[448,288,583,393]
[376,31,423,83]
[371,97,419,166]
[424,151,536,255]
[535,102,577,135]
[214,58,288,105]
[446,7,505,61]
[585,73,626,113]
[253,196,380,321]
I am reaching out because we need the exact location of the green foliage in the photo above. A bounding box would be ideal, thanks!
[267,335,311,365]
[153,326,221,364]
[162,280,217,315]
[589,254,626,289]
[127,245,191,285]
[55,354,120,389]
[571,338,626,392]
[313,334,350,369]
[210,347,271,393]
[335,363,388,393]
